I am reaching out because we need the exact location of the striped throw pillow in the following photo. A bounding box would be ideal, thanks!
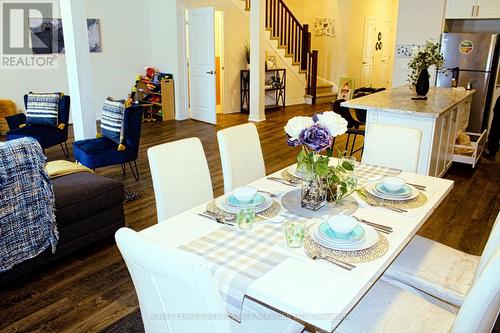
[26,92,61,127]
[101,97,126,145]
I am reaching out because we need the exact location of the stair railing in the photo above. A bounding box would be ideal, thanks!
[246,0,318,104]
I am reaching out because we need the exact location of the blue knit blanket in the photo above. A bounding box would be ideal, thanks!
[0,137,58,272]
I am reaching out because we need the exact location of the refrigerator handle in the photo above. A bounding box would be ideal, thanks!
[471,5,475,17]
[451,67,460,88]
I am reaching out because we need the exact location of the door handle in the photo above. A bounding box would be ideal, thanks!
[206,70,215,75]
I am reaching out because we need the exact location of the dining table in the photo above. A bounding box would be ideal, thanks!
[140,158,454,332]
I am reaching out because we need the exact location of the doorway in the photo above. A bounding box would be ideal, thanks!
[361,17,376,87]
[185,7,224,125]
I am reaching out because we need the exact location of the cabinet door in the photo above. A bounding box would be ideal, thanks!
[456,96,471,136]
[436,114,450,177]
[446,0,477,18]
[446,108,458,170]
[477,0,500,18]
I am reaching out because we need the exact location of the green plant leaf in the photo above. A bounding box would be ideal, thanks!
[342,161,354,171]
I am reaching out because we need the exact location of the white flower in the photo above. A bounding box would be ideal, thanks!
[284,116,313,140]
[314,111,348,137]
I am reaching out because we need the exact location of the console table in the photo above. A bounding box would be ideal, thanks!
[240,68,286,113]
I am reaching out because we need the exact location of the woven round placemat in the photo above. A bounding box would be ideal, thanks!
[206,199,281,223]
[362,187,428,209]
[304,223,389,264]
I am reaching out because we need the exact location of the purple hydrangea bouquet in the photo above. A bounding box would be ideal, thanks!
[285,112,358,210]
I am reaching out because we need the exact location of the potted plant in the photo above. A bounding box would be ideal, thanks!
[407,40,444,98]
[285,112,360,210]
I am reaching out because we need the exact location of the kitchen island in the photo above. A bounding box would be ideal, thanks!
[342,86,475,177]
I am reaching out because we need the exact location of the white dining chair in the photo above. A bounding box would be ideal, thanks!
[147,137,213,222]
[334,248,500,332]
[362,123,422,172]
[217,123,266,193]
[115,227,305,333]
[382,211,500,308]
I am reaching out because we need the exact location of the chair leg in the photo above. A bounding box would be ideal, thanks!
[120,163,126,175]
[59,142,70,159]
[350,134,357,156]
[128,160,139,181]
[344,133,351,154]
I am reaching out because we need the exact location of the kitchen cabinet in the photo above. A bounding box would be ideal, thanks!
[445,0,500,19]
[342,87,474,177]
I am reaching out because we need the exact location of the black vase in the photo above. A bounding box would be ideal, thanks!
[415,68,430,96]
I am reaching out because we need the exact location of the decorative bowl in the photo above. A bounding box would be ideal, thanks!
[382,176,406,192]
[327,215,358,234]
[232,186,258,203]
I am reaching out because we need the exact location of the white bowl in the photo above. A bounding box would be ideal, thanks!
[382,176,406,192]
[232,186,258,203]
[327,215,358,234]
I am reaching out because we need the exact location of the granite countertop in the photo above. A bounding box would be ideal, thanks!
[341,86,475,118]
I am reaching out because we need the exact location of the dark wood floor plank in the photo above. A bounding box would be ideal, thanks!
[0,104,498,332]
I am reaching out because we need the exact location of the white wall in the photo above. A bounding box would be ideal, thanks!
[1,0,152,119]
[392,0,446,87]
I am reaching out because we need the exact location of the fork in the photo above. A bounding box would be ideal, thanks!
[258,190,281,198]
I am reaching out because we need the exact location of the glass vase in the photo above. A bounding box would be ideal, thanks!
[300,170,327,210]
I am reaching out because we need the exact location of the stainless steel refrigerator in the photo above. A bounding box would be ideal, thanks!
[436,32,499,133]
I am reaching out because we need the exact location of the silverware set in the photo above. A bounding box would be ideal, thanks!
[198,210,235,226]
[354,216,393,234]
[407,182,426,191]
[366,201,407,213]
[304,245,356,271]
[267,177,298,187]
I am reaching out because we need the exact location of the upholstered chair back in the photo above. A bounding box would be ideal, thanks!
[147,137,213,222]
[217,123,266,193]
[115,228,231,333]
[362,123,422,172]
[24,94,71,138]
[452,248,500,333]
[475,212,500,282]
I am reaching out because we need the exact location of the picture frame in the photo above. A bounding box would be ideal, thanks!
[338,77,355,100]
[266,55,277,70]
[29,18,102,54]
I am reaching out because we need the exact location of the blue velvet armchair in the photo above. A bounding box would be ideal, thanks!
[72,106,144,180]
[5,95,71,157]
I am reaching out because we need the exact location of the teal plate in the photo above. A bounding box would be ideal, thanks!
[319,222,365,241]
[375,182,412,196]
[226,193,266,207]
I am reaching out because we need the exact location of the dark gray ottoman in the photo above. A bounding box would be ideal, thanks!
[0,172,124,286]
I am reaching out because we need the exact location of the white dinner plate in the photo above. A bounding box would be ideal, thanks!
[287,165,303,179]
[365,183,418,201]
[311,222,378,251]
[218,193,273,214]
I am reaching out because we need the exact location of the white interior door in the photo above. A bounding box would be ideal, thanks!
[361,18,376,87]
[188,7,216,124]
[379,20,393,88]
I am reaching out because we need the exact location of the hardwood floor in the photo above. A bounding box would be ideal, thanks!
[0,103,498,332]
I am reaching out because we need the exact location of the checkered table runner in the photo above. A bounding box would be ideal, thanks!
[354,163,402,186]
[179,223,287,320]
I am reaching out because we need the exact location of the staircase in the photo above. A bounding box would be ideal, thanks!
[243,0,330,105]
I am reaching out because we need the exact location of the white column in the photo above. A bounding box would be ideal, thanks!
[248,0,266,122]
[60,0,96,140]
